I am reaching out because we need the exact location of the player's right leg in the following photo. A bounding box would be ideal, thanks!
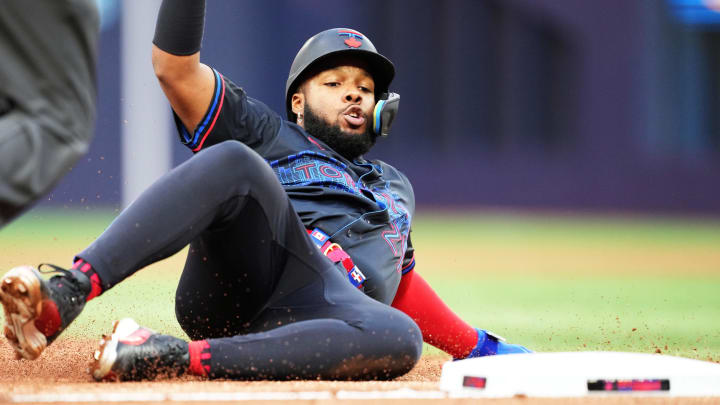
[0,140,287,360]
[90,260,423,381]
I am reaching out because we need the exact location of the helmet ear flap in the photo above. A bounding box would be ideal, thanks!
[373,92,400,137]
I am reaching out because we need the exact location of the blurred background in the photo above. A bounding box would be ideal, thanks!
[41,0,720,215]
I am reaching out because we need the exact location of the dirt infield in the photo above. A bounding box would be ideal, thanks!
[0,339,717,405]
[0,339,444,387]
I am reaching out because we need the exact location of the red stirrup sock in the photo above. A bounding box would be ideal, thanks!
[72,259,103,301]
[391,270,478,358]
[188,340,211,376]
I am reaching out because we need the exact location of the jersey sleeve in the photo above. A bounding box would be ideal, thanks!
[173,68,281,153]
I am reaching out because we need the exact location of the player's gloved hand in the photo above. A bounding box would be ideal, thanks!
[459,329,533,360]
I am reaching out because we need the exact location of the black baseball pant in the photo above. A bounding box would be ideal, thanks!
[78,140,422,380]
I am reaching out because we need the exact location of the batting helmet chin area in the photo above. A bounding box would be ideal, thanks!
[285,28,395,121]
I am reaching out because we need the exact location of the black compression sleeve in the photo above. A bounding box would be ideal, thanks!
[152,0,206,56]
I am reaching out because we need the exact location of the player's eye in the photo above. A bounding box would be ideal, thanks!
[325,82,340,87]
[359,86,372,93]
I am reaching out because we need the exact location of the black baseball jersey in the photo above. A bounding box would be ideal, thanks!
[172,69,415,304]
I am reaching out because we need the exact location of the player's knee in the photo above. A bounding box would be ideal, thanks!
[367,311,423,380]
[199,140,266,177]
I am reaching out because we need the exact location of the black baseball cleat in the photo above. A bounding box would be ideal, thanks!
[90,318,190,381]
[0,264,91,360]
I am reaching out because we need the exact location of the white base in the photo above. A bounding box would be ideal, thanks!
[440,351,720,397]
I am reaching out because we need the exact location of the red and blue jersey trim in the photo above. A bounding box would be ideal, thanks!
[401,255,415,275]
[179,68,226,152]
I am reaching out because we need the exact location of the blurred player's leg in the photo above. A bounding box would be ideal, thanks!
[0,0,98,226]
[0,0,99,360]
[0,110,91,223]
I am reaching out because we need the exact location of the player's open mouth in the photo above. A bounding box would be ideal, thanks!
[343,106,365,128]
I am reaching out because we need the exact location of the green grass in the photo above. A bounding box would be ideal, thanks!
[423,274,720,360]
[1,208,719,362]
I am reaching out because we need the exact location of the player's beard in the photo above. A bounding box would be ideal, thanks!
[303,104,377,161]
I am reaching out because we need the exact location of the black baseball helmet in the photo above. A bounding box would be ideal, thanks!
[285,28,395,121]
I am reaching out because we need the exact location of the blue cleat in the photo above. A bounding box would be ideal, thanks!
[460,328,533,359]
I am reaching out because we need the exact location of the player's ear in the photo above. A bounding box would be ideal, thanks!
[291,92,305,119]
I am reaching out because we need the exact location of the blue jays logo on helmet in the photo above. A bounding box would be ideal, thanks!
[338,29,364,48]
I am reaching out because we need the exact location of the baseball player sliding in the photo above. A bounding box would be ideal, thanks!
[0,0,530,381]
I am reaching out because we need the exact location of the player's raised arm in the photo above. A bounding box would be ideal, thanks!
[151,0,215,132]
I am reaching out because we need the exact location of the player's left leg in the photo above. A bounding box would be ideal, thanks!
[91,271,423,381]
[92,303,421,381]
[172,251,423,380]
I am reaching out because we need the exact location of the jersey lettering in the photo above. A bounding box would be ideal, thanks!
[269,151,360,195]
[294,163,315,178]
[269,151,411,267]
[319,165,342,178]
